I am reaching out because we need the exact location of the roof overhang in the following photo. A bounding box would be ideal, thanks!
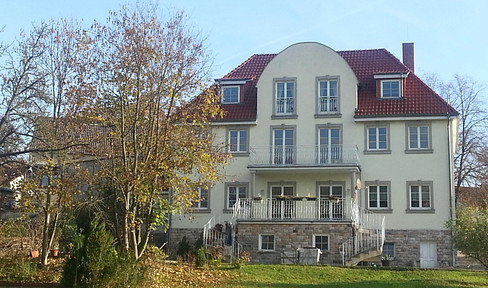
[373,72,409,79]
[354,113,460,121]
[214,78,251,85]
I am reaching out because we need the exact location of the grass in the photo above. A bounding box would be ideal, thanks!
[223,265,488,288]
[1,255,487,287]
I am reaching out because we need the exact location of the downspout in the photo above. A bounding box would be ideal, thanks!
[447,115,456,267]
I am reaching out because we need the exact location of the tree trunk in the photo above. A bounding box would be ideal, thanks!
[41,210,51,266]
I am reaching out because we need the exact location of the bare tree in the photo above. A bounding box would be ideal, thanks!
[424,73,488,191]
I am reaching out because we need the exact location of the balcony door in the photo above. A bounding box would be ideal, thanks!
[318,128,341,164]
[273,129,295,164]
[318,185,343,219]
[271,185,294,219]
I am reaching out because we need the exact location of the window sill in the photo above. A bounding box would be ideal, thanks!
[314,113,342,119]
[367,208,393,213]
[271,115,298,120]
[404,149,434,154]
[363,150,392,155]
[191,209,212,214]
[222,209,233,214]
[230,152,250,157]
[405,208,435,214]
[258,250,276,253]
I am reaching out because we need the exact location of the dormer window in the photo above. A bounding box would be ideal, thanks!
[222,86,240,104]
[381,80,401,98]
[374,73,408,99]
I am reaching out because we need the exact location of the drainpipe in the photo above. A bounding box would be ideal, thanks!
[447,115,456,267]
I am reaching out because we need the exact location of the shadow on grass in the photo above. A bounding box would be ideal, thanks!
[230,278,487,288]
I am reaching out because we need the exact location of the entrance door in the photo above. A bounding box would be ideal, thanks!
[420,242,437,268]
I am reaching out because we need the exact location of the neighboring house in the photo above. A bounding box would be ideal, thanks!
[166,42,460,267]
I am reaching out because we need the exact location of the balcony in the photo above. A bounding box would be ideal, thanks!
[233,198,356,221]
[248,145,360,168]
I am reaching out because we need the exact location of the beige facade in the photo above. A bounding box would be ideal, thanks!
[170,42,458,267]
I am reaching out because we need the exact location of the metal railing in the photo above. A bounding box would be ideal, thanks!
[233,198,356,221]
[340,206,386,266]
[249,145,360,167]
[203,214,242,261]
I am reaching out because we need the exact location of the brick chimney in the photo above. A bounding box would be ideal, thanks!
[402,42,415,73]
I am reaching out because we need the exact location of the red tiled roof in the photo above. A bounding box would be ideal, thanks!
[337,49,458,117]
[217,48,458,121]
[216,54,276,121]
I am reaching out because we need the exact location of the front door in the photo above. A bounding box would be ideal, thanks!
[420,241,437,268]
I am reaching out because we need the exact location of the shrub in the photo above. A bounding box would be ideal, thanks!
[195,247,207,267]
[60,216,145,287]
[176,236,191,261]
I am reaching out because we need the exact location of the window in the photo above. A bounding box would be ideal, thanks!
[381,80,401,98]
[275,81,295,115]
[226,184,248,210]
[222,86,239,104]
[271,185,295,198]
[318,80,338,113]
[270,183,295,219]
[368,184,389,209]
[408,124,431,150]
[382,243,395,259]
[259,234,275,251]
[192,187,209,209]
[313,235,329,251]
[367,126,388,151]
[273,128,295,164]
[407,181,434,212]
[318,127,341,164]
[229,129,248,153]
[318,183,344,219]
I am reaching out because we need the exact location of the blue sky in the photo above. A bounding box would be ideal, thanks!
[1,0,487,88]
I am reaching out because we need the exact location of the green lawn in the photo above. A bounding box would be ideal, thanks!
[224,265,488,288]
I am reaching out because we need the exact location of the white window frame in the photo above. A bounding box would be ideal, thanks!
[228,129,248,153]
[381,80,402,98]
[274,80,296,116]
[367,184,390,210]
[272,127,295,164]
[259,234,275,251]
[407,124,431,151]
[225,183,248,210]
[318,79,338,113]
[407,181,434,212]
[317,125,341,164]
[312,234,329,251]
[222,86,240,104]
[193,187,209,210]
[366,126,389,151]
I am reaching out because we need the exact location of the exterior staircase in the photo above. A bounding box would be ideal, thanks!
[203,214,242,262]
[340,202,386,266]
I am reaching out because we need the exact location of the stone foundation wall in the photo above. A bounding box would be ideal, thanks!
[167,228,203,258]
[237,222,354,265]
[383,229,452,267]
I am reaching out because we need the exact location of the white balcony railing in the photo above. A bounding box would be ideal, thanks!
[249,145,360,167]
[233,198,355,221]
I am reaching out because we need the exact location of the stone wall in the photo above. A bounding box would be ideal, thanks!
[237,222,354,265]
[383,229,452,267]
[167,228,203,258]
